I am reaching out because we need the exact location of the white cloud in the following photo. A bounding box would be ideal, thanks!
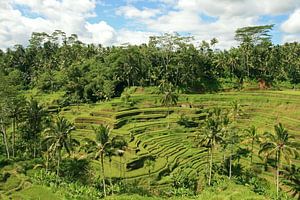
[116,5,161,19]
[176,0,300,17]
[115,1,260,48]
[282,34,300,43]
[11,0,96,34]
[0,0,37,48]
[83,21,116,45]
[0,0,118,49]
[13,0,96,19]
[281,9,300,34]
[115,0,300,48]
[148,9,203,32]
[115,29,157,45]
[1,0,300,50]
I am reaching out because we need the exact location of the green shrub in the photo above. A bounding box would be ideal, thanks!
[170,169,197,196]
[32,169,103,199]
[0,156,11,168]
[233,169,270,195]
[59,158,91,184]
[116,180,152,196]
[143,87,160,94]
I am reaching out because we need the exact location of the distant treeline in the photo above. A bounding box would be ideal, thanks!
[0,25,299,102]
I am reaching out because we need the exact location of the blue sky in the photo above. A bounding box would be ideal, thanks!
[1,0,300,49]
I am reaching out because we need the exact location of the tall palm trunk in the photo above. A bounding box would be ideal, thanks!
[57,149,61,178]
[45,142,49,172]
[251,139,254,164]
[12,117,16,157]
[208,148,213,186]
[127,78,130,87]
[223,153,226,176]
[276,151,281,199]
[101,152,106,197]
[33,142,36,158]
[1,118,10,159]
[246,51,250,77]
[148,168,151,190]
[167,107,170,129]
[124,157,127,184]
[119,156,122,178]
[46,151,49,172]
[109,160,113,195]
[33,132,38,158]
[229,146,232,179]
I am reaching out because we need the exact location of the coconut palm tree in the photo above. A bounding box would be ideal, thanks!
[245,125,260,164]
[112,136,128,178]
[106,146,115,195]
[226,128,241,179]
[116,149,125,178]
[160,83,178,128]
[0,112,10,159]
[259,123,299,199]
[43,116,78,177]
[81,131,127,196]
[109,136,127,195]
[93,124,111,197]
[197,108,228,186]
[7,96,26,157]
[25,98,46,158]
[282,164,300,200]
[0,73,17,159]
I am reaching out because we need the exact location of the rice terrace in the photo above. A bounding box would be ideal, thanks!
[0,0,300,199]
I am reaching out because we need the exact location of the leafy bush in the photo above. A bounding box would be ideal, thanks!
[32,169,102,199]
[114,180,151,196]
[170,169,197,196]
[59,158,91,184]
[62,182,102,199]
[121,90,135,106]
[143,87,160,94]
[234,168,270,195]
[177,114,198,128]
[0,156,11,168]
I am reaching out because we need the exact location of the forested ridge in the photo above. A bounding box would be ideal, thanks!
[1,25,300,103]
[0,25,300,200]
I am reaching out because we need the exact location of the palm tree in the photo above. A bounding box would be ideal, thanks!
[226,128,240,179]
[25,98,46,158]
[282,164,300,200]
[108,137,127,195]
[43,116,77,177]
[98,145,115,195]
[259,123,299,199]
[112,137,128,179]
[160,83,178,129]
[7,96,26,157]
[227,50,239,80]
[245,125,260,164]
[93,124,111,197]
[81,131,127,196]
[0,77,19,159]
[117,149,125,178]
[197,108,228,186]
[0,113,10,159]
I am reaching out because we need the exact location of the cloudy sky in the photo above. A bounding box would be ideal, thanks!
[1,0,300,50]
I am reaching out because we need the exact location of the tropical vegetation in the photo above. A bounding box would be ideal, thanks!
[0,25,299,199]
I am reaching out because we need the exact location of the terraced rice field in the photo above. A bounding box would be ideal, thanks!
[60,89,300,186]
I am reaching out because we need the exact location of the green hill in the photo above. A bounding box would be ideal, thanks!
[1,88,299,199]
